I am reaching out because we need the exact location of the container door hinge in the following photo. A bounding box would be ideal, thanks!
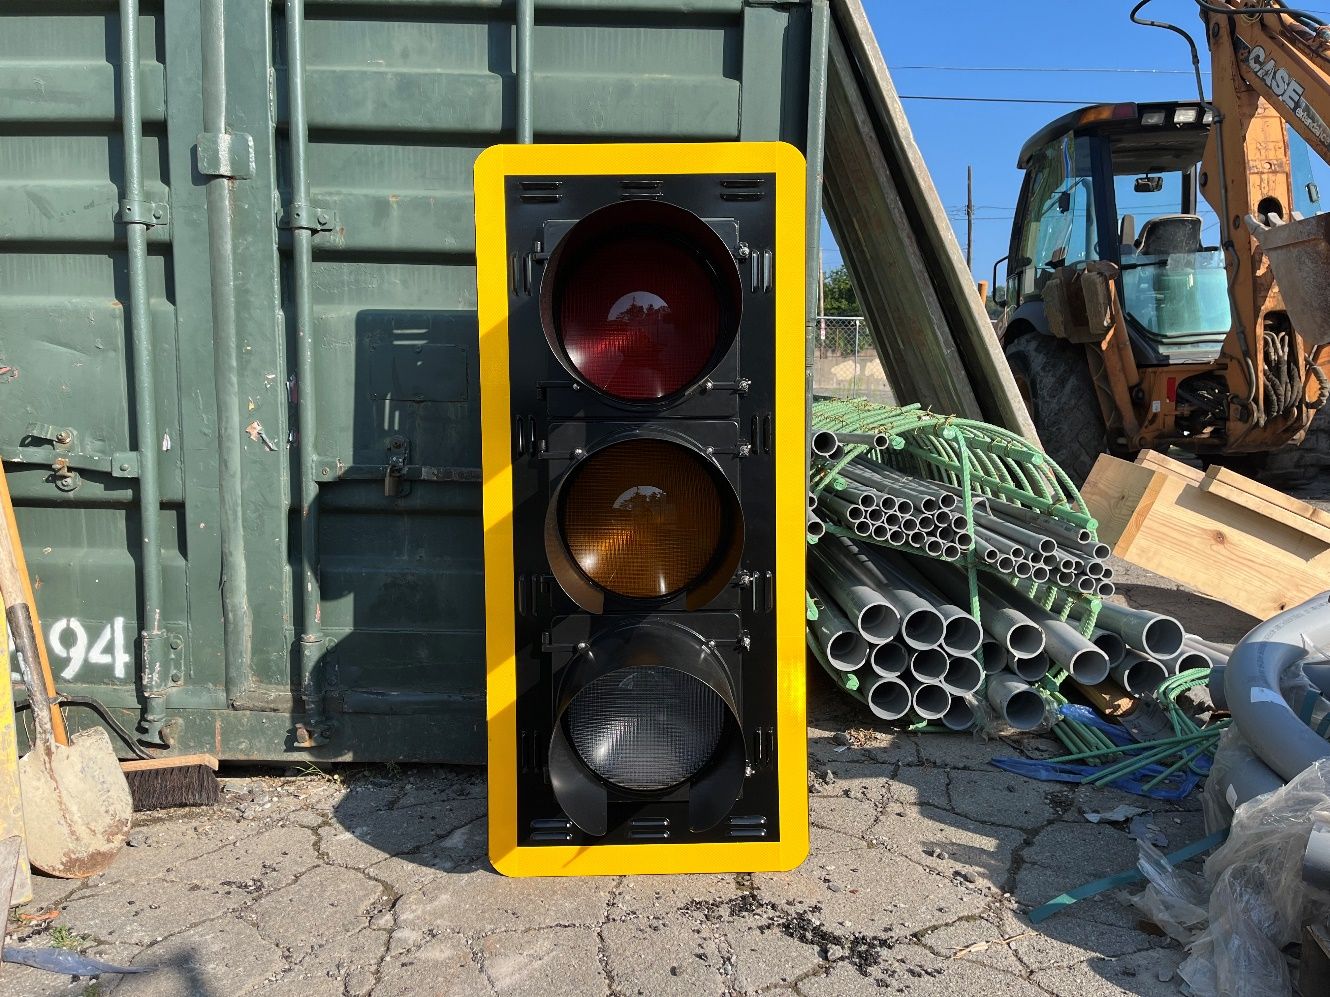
[196,131,256,180]
[166,632,186,686]
[117,199,169,229]
[279,202,336,233]
[384,436,409,497]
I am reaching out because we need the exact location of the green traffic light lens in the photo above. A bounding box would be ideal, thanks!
[566,665,726,792]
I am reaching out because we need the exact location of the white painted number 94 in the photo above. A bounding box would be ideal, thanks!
[47,618,130,680]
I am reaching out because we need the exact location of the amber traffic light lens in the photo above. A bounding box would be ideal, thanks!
[559,439,736,601]
[567,666,726,791]
[542,201,741,402]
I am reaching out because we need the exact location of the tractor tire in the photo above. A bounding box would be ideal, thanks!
[1004,334,1111,487]
[1264,403,1330,487]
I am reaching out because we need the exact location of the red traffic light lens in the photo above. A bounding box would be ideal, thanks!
[541,201,741,402]
[555,438,741,605]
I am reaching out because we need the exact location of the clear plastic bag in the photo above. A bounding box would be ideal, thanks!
[1129,840,1208,944]
[1134,757,1330,997]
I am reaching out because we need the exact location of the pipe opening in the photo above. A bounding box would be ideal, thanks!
[1009,650,1050,682]
[902,609,945,651]
[811,430,838,457]
[943,615,982,657]
[943,656,983,696]
[1142,617,1186,659]
[827,631,869,672]
[1068,648,1110,685]
[868,678,911,720]
[912,683,951,720]
[1092,630,1127,667]
[858,603,900,645]
[870,641,908,677]
[1007,622,1045,660]
[941,698,975,731]
[909,647,948,682]
[1002,688,1045,731]
[1120,657,1167,695]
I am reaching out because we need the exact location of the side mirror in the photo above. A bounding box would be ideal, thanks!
[1134,175,1164,194]
[1057,191,1072,214]
[991,254,1012,306]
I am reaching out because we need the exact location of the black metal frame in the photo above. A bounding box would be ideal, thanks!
[504,172,784,848]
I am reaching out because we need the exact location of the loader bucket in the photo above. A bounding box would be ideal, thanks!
[1247,212,1330,345]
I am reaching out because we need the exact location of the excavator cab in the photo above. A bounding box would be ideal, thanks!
[994,101,1239,482]
[999,101,1229,365]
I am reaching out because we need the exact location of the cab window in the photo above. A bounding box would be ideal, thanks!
[1013,135,1096,300]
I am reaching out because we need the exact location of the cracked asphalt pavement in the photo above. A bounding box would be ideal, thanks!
[1,702,1209,996]
[11,486,1323,997]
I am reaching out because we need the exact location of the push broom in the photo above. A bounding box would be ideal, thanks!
[1,465,219,811]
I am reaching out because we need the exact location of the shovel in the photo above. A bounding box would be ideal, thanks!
[0,518,131,879]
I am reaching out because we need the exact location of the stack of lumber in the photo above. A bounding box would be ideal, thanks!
[1081,450,1330,619]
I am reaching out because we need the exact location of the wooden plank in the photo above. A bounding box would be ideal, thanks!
[119,753,219,773]
[1199,470,1330,545]
[1079,454,1162,547]
[1202,465,1330,531]
[1083,454,1330,619]
[1134,448,1205,484]
[1071,680,1138,719]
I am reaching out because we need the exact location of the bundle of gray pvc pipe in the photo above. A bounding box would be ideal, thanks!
[807,535,984,731]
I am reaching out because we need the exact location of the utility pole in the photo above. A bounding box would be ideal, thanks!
[965,164,974,272]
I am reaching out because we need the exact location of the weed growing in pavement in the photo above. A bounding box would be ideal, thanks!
[292,762,342,785]
[48,925,89,951]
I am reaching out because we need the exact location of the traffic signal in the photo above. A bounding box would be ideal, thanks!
[475,142,808,877]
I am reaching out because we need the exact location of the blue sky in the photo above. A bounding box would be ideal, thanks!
[823,0,1330,285]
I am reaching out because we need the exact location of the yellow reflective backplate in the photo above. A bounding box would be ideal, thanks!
[475,142,808,877]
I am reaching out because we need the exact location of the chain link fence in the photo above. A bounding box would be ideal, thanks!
[811,315,895,404]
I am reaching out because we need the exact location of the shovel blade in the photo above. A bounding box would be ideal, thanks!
[19,726,132,879]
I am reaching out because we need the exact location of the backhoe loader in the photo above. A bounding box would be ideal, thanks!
[994,0,1330,483]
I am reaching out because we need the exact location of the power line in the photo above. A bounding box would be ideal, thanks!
[900,95,1112,106]
[893,64,1211,76]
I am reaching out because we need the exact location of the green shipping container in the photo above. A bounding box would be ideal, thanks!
[0,0,827,762]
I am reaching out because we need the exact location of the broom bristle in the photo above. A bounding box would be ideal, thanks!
[122,755,221,812]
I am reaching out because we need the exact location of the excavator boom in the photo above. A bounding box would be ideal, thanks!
[1200,0,1330,431]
